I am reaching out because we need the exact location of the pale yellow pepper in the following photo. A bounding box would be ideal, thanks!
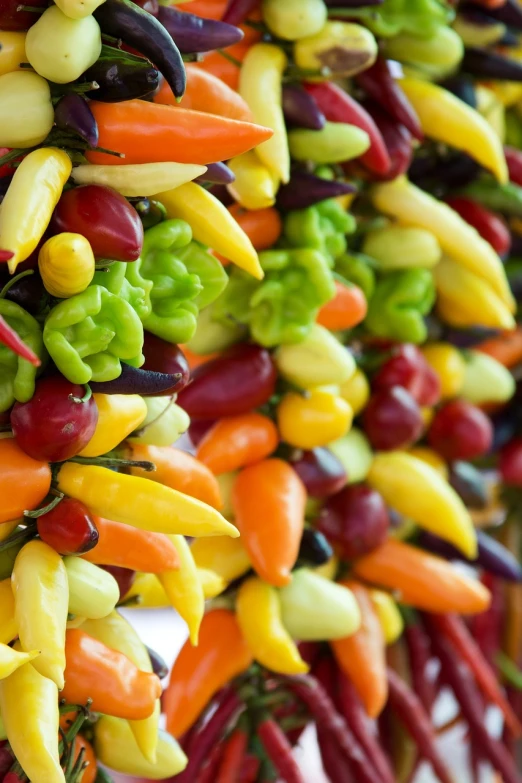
[80,393,147,457]
[71,161,206,196]
[370,590,404,645]
[191,535,251,583]
[157,535,204,646]
[0,32,26,76]
[64,556,120,619]
[0,579,17,645]
[198,568,226,599]
[227,151,279,209]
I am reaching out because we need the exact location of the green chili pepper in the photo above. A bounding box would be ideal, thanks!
[284,199,356,263]
[335,252,376,300]
[43,284,144,384]
[458,177,522,217]
[0,300,45,413]
[365,268,435,344]
[288,122,370,165]
[346,0,453,39]
[214,248,336,347]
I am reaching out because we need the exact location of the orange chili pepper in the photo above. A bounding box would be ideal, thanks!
[81,517,179,573]
[62,629,161,720]
[331,580,387,719]
[317,282,368,331]
[0,438,51,524]
[72,735,97,783]
[129,444,223,509]
[353,539,491,615]
[231,459,306,587]
[163,609,253,738]
[178,0,228,19]
[196,413,279,475]
[475,325,522,367]
[227,204,283,251]
[195,42,251,90]
[86,100,273,166]
[155,64,254,122]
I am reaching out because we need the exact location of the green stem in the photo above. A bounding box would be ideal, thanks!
[217,49,242,67]
[0,524,36,552]
[0,270,34,300]
[67,455,156,472]
[497,652,522,690]
[68,385,92,405]
[24,493,64,519]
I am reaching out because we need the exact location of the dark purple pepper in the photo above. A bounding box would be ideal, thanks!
[288,447,347,497]
[158,5,243,54]
[282,84,326,130]
[4,273,49,316]
[83,60,160,102]
[277,171,356,211]
[94,0,186,98]
[54,94,99,147]
[485,0,522,29]
[222,0,259,25]
[142,332,190,394]
[442,326,501,348]
[462,47,522,82]
[448,461,489,509]
[146,646,169,678]
[89,362,186,395]
[417,529,522,582]
[195,161,235,185]
[297,528,334,567]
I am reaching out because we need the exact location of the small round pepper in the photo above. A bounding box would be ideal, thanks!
[38,232,95,298]
[421,342,466,399]
[277,389,352,450]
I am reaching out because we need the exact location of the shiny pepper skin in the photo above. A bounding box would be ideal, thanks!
[277,389,352,450]
[38,232,95,298]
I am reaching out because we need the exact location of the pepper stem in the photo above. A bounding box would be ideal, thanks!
[0,269,34,299]
[68,385,92,405]
[67,455,156,472]
[24,493,64,519]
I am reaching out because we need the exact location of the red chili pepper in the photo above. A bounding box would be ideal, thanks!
[0,314,40,366]
[355,58,423,141]
[317,725,355,783]
[404,624,436,715]
[0,251,14,262]
[258,718,304,783]
[361,101,413,181]
[238,755,260,783]
[303,82,391,175]
[505,145,522,186]
[216,728,248,783]
[445,197,511,257]
[195,741,225,783]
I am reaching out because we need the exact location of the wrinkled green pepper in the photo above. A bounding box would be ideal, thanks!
[365,268,435,344]
[335,252,376,301]
[0,300,45,412]
[284,199,356,263]
[43,284,144,384]
[93,261,152,322]
[214,248,335,347]
[349,0,453,39]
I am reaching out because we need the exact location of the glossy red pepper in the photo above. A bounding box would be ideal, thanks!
[445,197,511,257]
[361,101,412,181]
[505,146,522,187]
[355,58,423,141]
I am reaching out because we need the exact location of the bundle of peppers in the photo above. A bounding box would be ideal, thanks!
[3,0,522,780]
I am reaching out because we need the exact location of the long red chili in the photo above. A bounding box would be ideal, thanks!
[317,726,354,783]
[404,624,436,714]
[258,718,304,783]
[238,754,260,783]
[0,315,40,366]
[195,742,225,783]
[216,728,248,783]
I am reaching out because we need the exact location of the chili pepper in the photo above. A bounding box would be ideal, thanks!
[196,161,235,185]
[87,100,272,168]
[64,556,119,620]
[94,715,187,779]
[54,0,105,17]
[0,644,63,783]
[128,396,190,447]
[265,0,326,39]
[215,728,248,783]
[0,148,71,275]
[370,589,404,644]
[157,535,204,645]
[191,536,251,583]
[293,20,377,78]
[464,350,515,405]
[460,178,522,219]
[367,450,477,557]
[279,569,361,641]
[232,459,306,586]
[386,667,453,783]
[317,724,355,783]
[462,46,522,82]
[505,145,522,185]
[0,71,53,150]
[236,576,308,674]
[372,177,515,311]
[354,538,491,614]
[227,204,282,252]
[129,443,223,509]
[155,182,263,279]
[78,394,145,458]
[284,197,355,262]
[315,282,366,332]
[12,540,68,688]
[164,610,252,738]
[297,528,333,567]
[277,171,355,211]
[71,161,206,197]
[196,741,226,783]
[425,616,522,783]
[158,5,242,53]
[0,579,17,646]
[257,718,304,783]
[156,63,253,121]
[196,413,278,475]
[362,225,441,270]
[227,152,278,210]
[84,58,159,105]
[282,84,326,130]
[404,623,436,714]
[56,462,236,537]
[0,311,39,368]
[62,628,161,719]
[445,196,511,257]
[288,122,370,165]
[355,58,422,140]
[82,516,179,573]
[366,268,435,344]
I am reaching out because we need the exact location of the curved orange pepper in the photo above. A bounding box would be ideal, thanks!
[0,439,51,524]
[197,413,279,475]
[81,517,179,573]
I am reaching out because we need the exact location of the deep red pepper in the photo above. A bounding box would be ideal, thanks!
[505,145,522,186]
[303,82,391,175]
[445,197,511,257]
[258,718,304,783]
[0,314,40,366]
[361,101,412,181]
[355,58,423,141]
[238,754,260,783]
[216,728,248,783]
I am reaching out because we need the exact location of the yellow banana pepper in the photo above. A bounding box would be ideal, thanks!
[71,161,206,196]
[12,540,68,688]
[82,611,160,764]
[56,462,239,538]
[64,556,120,619]
[0,578,17,645]
[0,646,64,783]
[475,85,505,142]
[367,451,477,559]
[0,645,39,678]
[434,255,515,330]
[370,590,404,645]
[191,536,251,583]
[0,32,26,76]
[125,573,169,608]
[79,393,147,457]
[154,183,263,279]
[38,232,95,299]
[0,147,72,273]
[157,535,204,645]
[94,715,187,780]
[227,151,279,209]
[371,177,514,311]
[239,43,290,184]
[198,568,226,599]
[399,77,507,183]
[408,446,448,479]
[236,577,308,675]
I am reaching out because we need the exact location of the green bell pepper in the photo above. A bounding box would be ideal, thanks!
[93,261,152,322]
[43,284,144,384]
[365,268,435,344]
[348,0,453,39]
[284,199,356,263]
[214,248,336,347]
[0,300,45,412]
[335,252,376,300]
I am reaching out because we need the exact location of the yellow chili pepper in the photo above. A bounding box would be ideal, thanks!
[338,368,370,416]
[399,78,507,183]
[408,446,448,479]
[227,151,279,209]
[421,342,466,399]
[0,521,18,543]
[239,43,290,183]
[0,71,54,149]
[80,393,147,457]
[64,557,120,620]
[370,590,404,645]
[56,462,239,538]
[371,177,514,311]
[263,0,326,40]
[94,715,187,780]
[0,645,39,678]
[154,183,263,279]
[198,568,226,599]
[12,540,68,688]
[275,324,356,390]
[82,611,160,764]
[0,579,16,645]
[277,389,353,450]
[125,573,169,608]
[157,535,204,645]
[0,147,72,274]
[71,162,206,196]
[191,535,251,583]
[475,85,505,142]
[0,32,26,76]
[0,645,64,783]
[54,0,106,18]
[367,451,477,559]
[38,232,95,298]
[434,255,515,330]
[236,577,308,675]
